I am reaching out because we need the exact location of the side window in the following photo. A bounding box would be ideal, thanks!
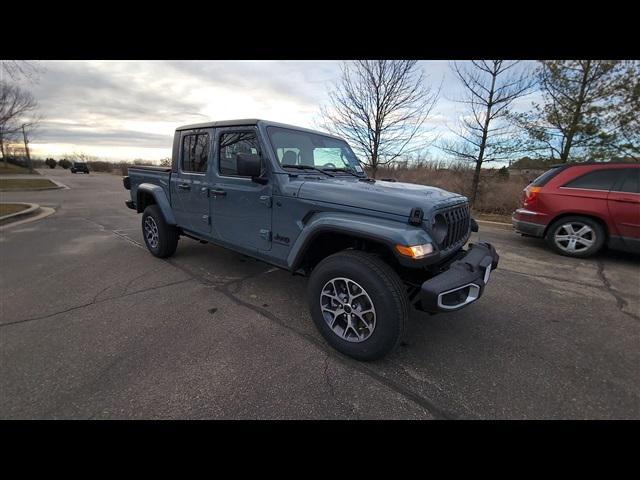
[219,131,260,176]
[181,133,209,173]
[617,169,640,194]
[563,169,621,191]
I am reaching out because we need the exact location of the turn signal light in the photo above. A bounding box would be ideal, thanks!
[395,243,434,259]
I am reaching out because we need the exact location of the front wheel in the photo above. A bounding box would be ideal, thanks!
[545,216,605,258]
[142,205,179,258]
[308,250,408,361]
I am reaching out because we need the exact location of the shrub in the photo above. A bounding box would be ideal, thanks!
[372,160,528,215]
[45,158,57,169]
[58,158,71,169]
[86,161,115,173]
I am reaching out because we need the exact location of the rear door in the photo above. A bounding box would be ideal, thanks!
[558,168,622,222]
[209,127,272,252]
[608,168,640,244]
[169,129,213,236]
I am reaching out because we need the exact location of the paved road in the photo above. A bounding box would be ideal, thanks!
[1,169,639,419]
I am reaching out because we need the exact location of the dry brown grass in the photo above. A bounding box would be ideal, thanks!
[0,162,34,175]
[90,160,159,176]
[0,178,58,191]
[0,203,29,216]
[372,160,532,214]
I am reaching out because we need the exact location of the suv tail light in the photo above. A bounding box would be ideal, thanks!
[522,185,542,208]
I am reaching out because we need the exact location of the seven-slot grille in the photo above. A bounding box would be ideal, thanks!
[439,203,470,249]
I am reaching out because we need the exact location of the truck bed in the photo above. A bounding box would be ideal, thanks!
[127,166,172,208]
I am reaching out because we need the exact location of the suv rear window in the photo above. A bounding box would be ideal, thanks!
[530,167,563,187]
[562,169,621,191]
[616,169,640,194]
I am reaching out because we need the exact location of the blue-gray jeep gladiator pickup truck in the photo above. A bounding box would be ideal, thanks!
[123,119,499,360]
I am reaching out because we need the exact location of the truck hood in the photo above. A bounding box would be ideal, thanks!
[297,177,467,218]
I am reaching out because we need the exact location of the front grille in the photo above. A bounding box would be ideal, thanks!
[439,203,470,250]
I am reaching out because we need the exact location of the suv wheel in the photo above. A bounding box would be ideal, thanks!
[142,205,179,258]
[308,250,408,361]
[545,216,605,258]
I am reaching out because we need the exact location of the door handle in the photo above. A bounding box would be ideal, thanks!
[210,188,227,197]
[177,183,191,190]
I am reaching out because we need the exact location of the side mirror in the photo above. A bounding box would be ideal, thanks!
[236,153,264,181]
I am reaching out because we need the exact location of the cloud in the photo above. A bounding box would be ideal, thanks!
[35,121,173,148]
[20,60,541,161]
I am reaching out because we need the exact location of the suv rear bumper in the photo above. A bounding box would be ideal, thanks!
[512,218,545,237]
[512,209,548,237]
[418,242,499,313]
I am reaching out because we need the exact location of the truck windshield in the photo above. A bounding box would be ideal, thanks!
[267,126,364,175]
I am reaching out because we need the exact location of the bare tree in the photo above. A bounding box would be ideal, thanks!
[0,60,42,83]
[440,61,536,205]
[0,81,38,166]
[320,60,440,178]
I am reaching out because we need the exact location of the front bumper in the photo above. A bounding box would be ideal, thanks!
[419,242,499,313]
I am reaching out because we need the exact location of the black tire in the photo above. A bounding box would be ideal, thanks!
[142,205,179,258]
[308,250,408,361]
[545,215,605,258]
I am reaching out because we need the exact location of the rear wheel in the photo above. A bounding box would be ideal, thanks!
[308,250,408,361]
[142,205,179,258]
[545,216,605,258]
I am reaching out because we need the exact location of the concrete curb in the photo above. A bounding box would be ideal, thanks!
[0,205,55,230]
[48,178,70,190]
[0,202,40,225]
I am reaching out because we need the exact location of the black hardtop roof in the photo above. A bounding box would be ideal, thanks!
[175,119,343,139]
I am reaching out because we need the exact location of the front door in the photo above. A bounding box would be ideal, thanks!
[169,129,212,236]
[210,127,272,252]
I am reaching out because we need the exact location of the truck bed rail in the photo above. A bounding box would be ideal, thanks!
[127,165,172,172]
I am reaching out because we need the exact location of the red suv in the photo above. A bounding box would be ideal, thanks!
[512,162,640,257]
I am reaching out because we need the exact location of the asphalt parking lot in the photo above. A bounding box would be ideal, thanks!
[1,169,639,419]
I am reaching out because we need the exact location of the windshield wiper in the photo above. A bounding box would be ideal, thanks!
[281,164,335,177]
[321,167,362,178]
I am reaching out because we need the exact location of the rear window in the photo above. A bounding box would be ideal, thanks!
[616,169,640,194]
[563,169,621,191]
[531,167,563,187]
[181,133,210,173]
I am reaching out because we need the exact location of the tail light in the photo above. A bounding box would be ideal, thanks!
[522,185,542,208]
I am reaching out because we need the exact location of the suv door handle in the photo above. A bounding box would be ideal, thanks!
[210,188,227,197]
[177,183,191,190]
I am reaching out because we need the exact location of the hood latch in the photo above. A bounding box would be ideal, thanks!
[409,207,423,226]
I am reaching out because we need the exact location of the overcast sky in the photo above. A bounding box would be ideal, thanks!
[15,60,539,162]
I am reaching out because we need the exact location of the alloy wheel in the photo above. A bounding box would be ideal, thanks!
[554,222,595,254]
[144,216,159,249]
[320,277,376,343]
